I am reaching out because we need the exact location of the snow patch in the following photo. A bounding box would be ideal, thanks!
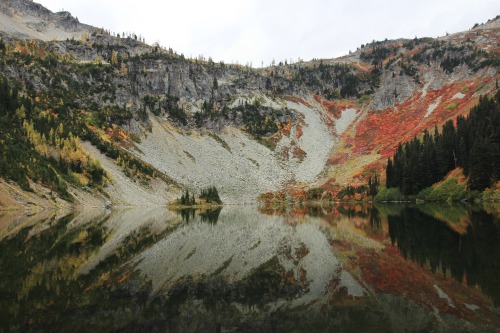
[452,92,465,99]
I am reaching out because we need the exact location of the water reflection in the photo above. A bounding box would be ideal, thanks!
[0,203,498,332]
[259,202,371,219]
[387,204,500,306]
[175,207,223,224]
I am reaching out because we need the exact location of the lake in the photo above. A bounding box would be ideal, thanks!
[0,203,499,332]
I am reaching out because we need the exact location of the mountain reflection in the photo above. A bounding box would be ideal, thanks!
[0,203,498,332]
[261,202,500,306]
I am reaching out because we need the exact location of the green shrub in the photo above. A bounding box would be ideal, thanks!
[374,186,405,201]
[416,178,465,201]
[446,103,458,110]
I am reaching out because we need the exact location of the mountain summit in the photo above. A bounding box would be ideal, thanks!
[0,0,92,41]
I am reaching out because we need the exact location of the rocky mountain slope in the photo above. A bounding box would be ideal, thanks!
[0,0,92,41]
[0,0,498,208]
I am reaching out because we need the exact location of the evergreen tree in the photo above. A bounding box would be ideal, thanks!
[385,91,500,195]
[468,138,492,191]
[368,174,380,197]
[386,157,393,188]
[200,186,222,204]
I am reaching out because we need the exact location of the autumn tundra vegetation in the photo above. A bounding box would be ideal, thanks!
[0,8,499,207]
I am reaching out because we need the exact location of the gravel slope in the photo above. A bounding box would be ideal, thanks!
[286,99,335,184]
[134,97,336,203]
[83,142,180,207]
[135,119,288,204]
[0,11,90,41]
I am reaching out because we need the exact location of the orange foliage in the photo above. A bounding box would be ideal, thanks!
[327,153,349,165]
[280,146,290,159]
[313,94,356,119]
[284,95,311,107]
[292,146,306,161]
[280,121,293,137]
[356,246,494,321]
[350,81,483,159]
[325,76,498,183]
[355,61,372,72]
[296,124,303,139]
[46,109,58,119]
[107,127,130,143]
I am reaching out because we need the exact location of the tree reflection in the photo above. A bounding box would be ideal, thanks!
[177,207,222,224]
[258,203,371,220]
[199,207,222,225]
[179,207,196,222]
[0,204,498,332]
[387,205,500,306]
[369,206,382,230]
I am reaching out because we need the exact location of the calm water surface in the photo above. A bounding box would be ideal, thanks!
[0,203,499,332]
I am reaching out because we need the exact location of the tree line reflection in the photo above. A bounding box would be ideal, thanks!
[387,206,500,306]
[260,202,500,306]
[0,203,498,332]
[177,207,222,224]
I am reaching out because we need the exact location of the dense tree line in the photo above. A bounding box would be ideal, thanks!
[367,174,380,197]
[83,128,156,178]
[143,94,187,125]
[296,62,380,99]
[177,186,222,205]
[360,42,394,69]
[0,53,158,197]
[0,76,107,199]
[239,102,279,137]
[386,90,500,195]
[337,184,367,199]
[410,41,499,73]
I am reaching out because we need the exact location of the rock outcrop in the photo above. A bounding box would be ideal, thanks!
[0,0,92,41]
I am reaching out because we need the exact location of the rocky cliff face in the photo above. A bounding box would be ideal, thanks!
[0,1,498,207]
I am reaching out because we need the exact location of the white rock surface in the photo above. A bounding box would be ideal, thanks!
[335,108,358,135]
[0,9,90,41]
[134,97,336,203]
[425,97,442,118]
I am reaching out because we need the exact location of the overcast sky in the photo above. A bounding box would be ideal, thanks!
[38,0,499,67]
